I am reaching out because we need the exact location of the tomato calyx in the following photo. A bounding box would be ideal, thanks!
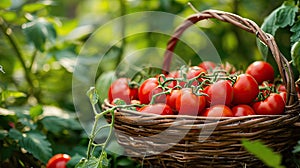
[256,82,278,102]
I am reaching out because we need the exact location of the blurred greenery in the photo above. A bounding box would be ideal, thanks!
[1,0,300,167]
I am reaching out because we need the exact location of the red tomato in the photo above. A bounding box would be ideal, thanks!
[246,61,274,84]
[166,71,180,88]
[187,66,206,81]
[231,104,256,117]
[277,84,286,92]
[232,74,259,105]
[252,93,285,115]
[279,92,287,103]
[176,88,206,116]
[138,103,174,115]
[203,80,233,106]
[198,61,216,72]
[108,78,138,104]
[201,105,233,117]
[46,154,71,168]
[166,89,181,111]
[138,78,166,104]
[278,84,300,95]
[169,66,206,87]
[220,62,236,74]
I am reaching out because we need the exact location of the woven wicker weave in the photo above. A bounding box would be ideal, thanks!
[103,9,300,168]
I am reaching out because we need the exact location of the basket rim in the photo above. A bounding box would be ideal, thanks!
[103,99,298,120]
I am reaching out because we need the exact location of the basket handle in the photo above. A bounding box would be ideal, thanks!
[162,9,298,108]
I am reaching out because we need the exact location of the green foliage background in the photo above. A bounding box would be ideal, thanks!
[1,0,300,167]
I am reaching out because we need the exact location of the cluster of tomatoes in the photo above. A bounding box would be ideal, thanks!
[108,61,289,117]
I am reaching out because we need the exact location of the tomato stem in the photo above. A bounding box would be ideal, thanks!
[86,93,141,162]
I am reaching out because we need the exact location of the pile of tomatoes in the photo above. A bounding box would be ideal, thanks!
[108,61,289,117]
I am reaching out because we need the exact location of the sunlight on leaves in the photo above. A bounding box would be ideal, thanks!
[22,18,57,52]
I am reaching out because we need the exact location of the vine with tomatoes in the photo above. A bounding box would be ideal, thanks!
[108,61,288,117]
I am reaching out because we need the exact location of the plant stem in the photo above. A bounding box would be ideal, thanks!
[86,106,115,159]
[29,49,38,71]
[86,114,100,159]
[0,18,34,90]
[99,110,115,162]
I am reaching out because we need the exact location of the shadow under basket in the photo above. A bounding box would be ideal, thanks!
[103,9,300,168]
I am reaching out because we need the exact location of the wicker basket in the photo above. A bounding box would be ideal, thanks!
[103,9,300,167]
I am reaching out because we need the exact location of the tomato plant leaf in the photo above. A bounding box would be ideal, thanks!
[241,139,284,168]
[75,156,100,168]
[291,41,300,73]
[15,110,37,129]
[67,154,85,168]
[86,87,99,105]
[41,116,81,134]
[29,105,43,119]
[19,131,52,163]
[291,20,300,43]
[258,0,298,57]
[22,18,57,52]
[8,128,23,141]
[96,71,117,103]
[0,130,8,140]
[261,8,279,36]
[275,1,298,28]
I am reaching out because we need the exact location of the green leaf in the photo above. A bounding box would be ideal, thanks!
[1,90,26,102]
[22,1,55,12]
[22,18,57,52]
[75,157,100,168]
[86,87,99,105]
[64,25,94,41]
[275,1,298,28]
[261,8,279,36]
[52,49,77,72]
[8,128,23,140]
[291,20,300,43]
[291,41,300,73]
[258,1,298,57]
[15,111,36,129]
[19,131,52,163]
[0,0,11,9]
[41,116,81,134]
[67,154,85,168]
[242,139,284,168]
[95,71,117,103]
[0,11,17,22]
[0,130,8,140]
[293,141,300,153]
[29,105,43,119]
[9,129,52,163]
